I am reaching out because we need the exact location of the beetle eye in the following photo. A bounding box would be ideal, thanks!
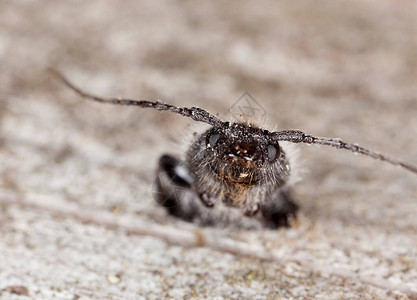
[208,133,221,148]
[266,144,279,162]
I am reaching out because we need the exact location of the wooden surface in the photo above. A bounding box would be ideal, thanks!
[1,1,416,299]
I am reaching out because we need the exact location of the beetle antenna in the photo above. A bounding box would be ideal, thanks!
[272,130,417,174]
[49,69,224,127]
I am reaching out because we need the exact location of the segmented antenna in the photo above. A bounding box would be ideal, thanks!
[272,130,417,174]
[49,69,224,127]
[51,69,416,175]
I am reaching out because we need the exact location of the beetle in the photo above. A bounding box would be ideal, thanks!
[51,70,417,229]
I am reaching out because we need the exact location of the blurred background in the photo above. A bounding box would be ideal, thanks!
[1,1,416,299]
